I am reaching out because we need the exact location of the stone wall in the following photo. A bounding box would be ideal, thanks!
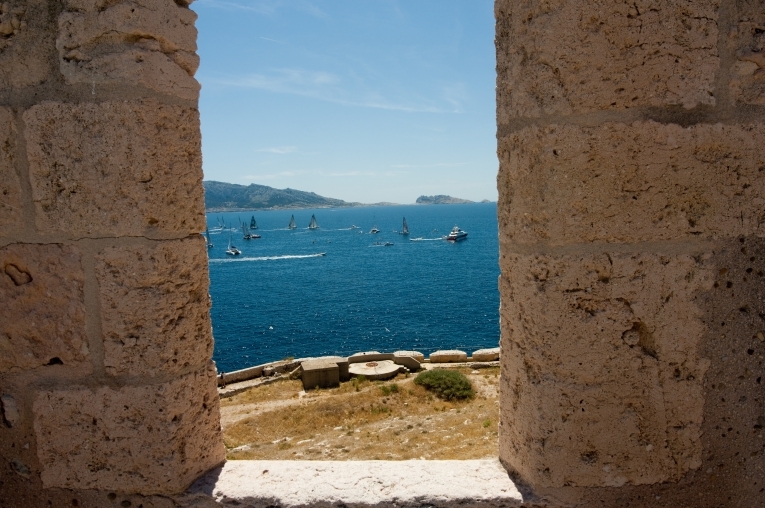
[496,0,765,506]
[0,0,224,505]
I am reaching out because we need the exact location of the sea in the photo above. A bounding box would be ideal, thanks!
[206,203,500,372]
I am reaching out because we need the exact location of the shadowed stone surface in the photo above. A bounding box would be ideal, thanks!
[0,106,22,235]
[495,0,719,120]
[57,0,200,100]
[0,0,55,89]
[498,121,765,246]
[728,0,765,105]
[24,100,205,237]
[500,251,712,487]
[33,363,225,494]
[0,243,89,372]
[96,236,213,377]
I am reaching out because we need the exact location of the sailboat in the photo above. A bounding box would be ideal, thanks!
[226,234,241,255]
[250,216,258,230]
[288,215,297,229]
[399,217,409,236]
[308,214,319,229]
[242,223,261,240]
[205,227,213,248]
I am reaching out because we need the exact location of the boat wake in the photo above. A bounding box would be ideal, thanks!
[409,237,443,242]
[209,253,326,263]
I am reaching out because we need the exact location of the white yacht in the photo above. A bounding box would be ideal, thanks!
[445,225,468,242]
[369,225,380,234]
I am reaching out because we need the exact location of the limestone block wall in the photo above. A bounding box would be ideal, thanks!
[0,0,224,505]
[496,0,765,505]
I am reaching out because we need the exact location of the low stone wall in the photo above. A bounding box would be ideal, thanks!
[217,348,500,387]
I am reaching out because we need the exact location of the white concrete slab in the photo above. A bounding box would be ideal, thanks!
[185,459,525,507]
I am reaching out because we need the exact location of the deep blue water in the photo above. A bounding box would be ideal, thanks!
[207,203,499,372]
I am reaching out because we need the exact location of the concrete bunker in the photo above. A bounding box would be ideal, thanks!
[0,0,764,506]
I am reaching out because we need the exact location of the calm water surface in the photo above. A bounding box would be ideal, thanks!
[207,203,499,372]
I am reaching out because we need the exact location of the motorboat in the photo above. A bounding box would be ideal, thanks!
[384,242,394,246]
[445,225,468,242]
[350,225,360,229]
[369,226,380,234]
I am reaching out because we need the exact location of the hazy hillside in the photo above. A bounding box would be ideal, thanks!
[203,181,362,211]
[416,195,474,205]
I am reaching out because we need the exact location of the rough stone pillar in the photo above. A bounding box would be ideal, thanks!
[0,0,225,505]
[496,0,765,505]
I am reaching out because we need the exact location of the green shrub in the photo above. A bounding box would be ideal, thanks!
[379,383,400,396]
[414,369,474,401]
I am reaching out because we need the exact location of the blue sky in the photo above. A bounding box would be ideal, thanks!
[192,0,496,204]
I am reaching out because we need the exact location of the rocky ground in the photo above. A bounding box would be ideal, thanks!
[220,366,500,461]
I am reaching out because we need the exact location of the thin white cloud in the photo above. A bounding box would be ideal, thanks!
[390,162,471,169]
[256,146,298,154]
[260,37,286,44]
[243,170,307,180]
[195,0,328,19]
[319,170,375,177]
[211,68,445,113]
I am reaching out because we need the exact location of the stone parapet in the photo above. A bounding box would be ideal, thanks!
[496,0,765,505]
[0,1,220,503]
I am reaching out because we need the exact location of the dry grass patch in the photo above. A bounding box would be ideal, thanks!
[221,367,500,461]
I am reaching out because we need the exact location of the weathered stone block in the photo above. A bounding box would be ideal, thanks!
[0,107,22,235]
[498,121,765,246]
[33,363,225,494]
[96,236,213,377]
[393,350,425,362]
[498,251,713,487]
[321,356,350,381]
[0,243,89,372]
[429,350,468,363]
[0,0,55,89]
[301,359,339,390]
[495,0,719,119]
[24,100,205,237]
[471,347,500,362]
[728,0,765,105]
[392,352,421,371]
[57,0,200,100]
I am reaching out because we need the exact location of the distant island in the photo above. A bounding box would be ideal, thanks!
[203,181,488,211]
[203,181,395,211]
[416,195,474,205]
